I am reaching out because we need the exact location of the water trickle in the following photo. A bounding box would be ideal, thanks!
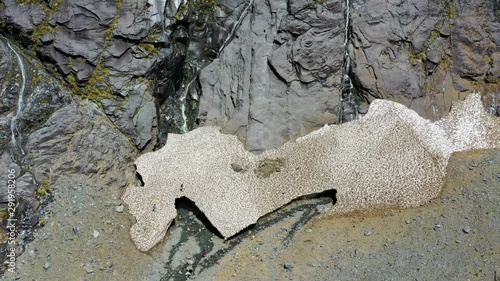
[430,92,440,122]
[338,0,357,124]
[178,78,196,133]
[7,40,27,157]
[218,0,254,55]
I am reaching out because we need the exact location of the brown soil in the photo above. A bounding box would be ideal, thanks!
[1,149,499,281]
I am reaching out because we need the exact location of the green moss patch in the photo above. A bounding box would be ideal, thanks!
[255,158,285,178]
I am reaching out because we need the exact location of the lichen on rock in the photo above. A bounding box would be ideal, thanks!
[122,93,499,252]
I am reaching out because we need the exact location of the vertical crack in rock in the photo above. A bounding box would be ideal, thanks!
[158,0,252,139]
[338,0,358,123]
[218,0,254,56]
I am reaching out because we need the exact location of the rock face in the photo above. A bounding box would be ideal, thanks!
[0,0,162,150]
[349,0,500,120]
[0,36,137,237]
[2,0,500,152]
[195,0,500,151]
[197,0,345,152]
[123,94,500,252]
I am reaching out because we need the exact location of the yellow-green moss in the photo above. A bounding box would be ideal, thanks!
[175,2,188,21]
[255,158,285,178]
[147,33,160,40]
[36,188,47,197]
[137,76,154,88]
[191,0,217,18]
[140,43,155,53]
[0,211,8,221]
[40,179,51,192]
[81,0,122,101]
[85,60,114,100]
[104,0,123,42]
[29,0,62,53]
[448,1,456,19]
[66,73,83,95]
[39,217,48,226]
[15,0,39,4]
[31,69,43,85]
[36,179,51,197]
[407,28,442,64]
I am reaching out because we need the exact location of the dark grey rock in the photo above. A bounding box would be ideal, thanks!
[101,88,157,150]
[231,163,244,172]
[269,41,298,83]
[280,15,311,35]
[102,48,157,76]
[25,99,137,186]
[4,0,33,30]
[197,0,344,151]
[29,4,46,26]
[106,39,133,58]
[114,0,165,40]
[54,0,116,31]
[71,61,94,83]
[451,20,491,80]
[292,27,344,83]
[53,26,104,63]
[487,53,500,82]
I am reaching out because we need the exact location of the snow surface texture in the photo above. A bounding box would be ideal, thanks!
[123,93,499,251]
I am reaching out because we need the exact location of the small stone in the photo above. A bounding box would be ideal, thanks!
[28,250,36,258]
[73,227,80,237]
[43,261,50,270]
[115,205,124,213]
[284,262,294,269]
[405,220,412,224]
[364,231,372,236]
[230,163,244,172]
[463,227,471,234]
[85,263,94,273]
[93,230,100,238]
[434,224,442,231]
[186,259,194,265]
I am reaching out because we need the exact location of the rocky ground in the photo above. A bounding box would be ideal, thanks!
[0,149,499,280]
